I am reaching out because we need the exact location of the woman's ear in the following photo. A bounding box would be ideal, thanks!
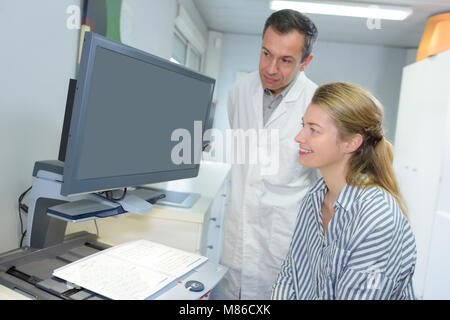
[346,133,363,154]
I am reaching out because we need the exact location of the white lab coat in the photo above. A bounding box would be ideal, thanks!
[220,71,319,300]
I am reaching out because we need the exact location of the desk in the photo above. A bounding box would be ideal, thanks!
[66,160,231,262]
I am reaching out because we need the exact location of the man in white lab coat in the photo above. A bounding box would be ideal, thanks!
[217,10,320,300]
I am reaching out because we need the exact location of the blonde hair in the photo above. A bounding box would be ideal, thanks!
[311,82,407,216]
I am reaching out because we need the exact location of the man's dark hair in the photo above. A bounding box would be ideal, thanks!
[263,9,318,62]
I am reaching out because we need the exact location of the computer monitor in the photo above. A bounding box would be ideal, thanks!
[60,32,215,196]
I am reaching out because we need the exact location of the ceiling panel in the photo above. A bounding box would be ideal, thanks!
[193,0,450,47]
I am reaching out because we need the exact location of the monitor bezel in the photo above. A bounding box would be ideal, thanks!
[61,32,215,196]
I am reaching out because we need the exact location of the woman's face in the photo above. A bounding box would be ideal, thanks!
[294,103,351,171]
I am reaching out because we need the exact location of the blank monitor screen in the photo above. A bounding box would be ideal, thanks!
[61,32,215,196]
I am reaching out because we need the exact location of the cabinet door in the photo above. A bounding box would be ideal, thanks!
[203,176,230,263]
[393,51,450,298]
[423,211,450,299]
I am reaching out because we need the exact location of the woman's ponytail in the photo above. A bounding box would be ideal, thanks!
[372,138,408,216]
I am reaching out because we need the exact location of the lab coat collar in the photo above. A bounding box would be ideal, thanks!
[263,71,299,99]
[283,71,307,103]
[252,83,264,129]
[258,72,307,128]
[257,71,307,106]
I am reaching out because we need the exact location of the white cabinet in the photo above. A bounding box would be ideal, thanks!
[66,161,231,262]
[393,49,450,299]
[202,175,230,263]
[423,211,450,299]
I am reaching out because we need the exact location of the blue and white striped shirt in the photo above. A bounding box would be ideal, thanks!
[271,178,416,300]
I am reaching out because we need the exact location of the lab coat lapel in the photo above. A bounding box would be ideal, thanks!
[264,101,288,128]
[252,85,264,129]
[265,72,307,128]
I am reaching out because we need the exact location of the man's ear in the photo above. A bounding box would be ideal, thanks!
[300,54,313,72]
[346,133,363,153]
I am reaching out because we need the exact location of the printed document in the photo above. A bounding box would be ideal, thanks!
[53,239,207,300]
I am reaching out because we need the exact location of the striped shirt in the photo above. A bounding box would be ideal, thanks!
[271,178,416,300]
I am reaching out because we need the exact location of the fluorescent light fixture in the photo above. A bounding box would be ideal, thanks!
[270,1,413,20]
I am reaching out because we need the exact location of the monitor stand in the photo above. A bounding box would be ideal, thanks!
[136,187,200,208]
[46,191,158,223]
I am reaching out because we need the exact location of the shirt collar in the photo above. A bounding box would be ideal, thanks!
[309,177,327,194]
[263,71,300,98]
[309,178,365,212]
[334,183,365,211]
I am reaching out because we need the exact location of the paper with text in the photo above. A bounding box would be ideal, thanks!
[53,240,207,300]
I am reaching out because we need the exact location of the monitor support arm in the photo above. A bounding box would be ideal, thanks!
[26,160,75,249]
[25,160,156,249]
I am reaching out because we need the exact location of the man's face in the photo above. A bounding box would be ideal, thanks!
[259,26,312,96]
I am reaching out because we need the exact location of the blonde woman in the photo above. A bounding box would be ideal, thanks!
[272,82,416,300]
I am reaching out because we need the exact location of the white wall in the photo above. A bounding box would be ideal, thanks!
[0,0,81,252]
[214,33,261,133]
[405,48,418,66]
[214,33,408,144]
[122,0,177,59]
[204,31,224,101]
[0,0,210,253]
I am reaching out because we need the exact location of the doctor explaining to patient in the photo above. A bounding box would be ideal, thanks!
[215,9,320,300]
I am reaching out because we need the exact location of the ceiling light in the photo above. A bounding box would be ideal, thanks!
[270,1,413,21]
